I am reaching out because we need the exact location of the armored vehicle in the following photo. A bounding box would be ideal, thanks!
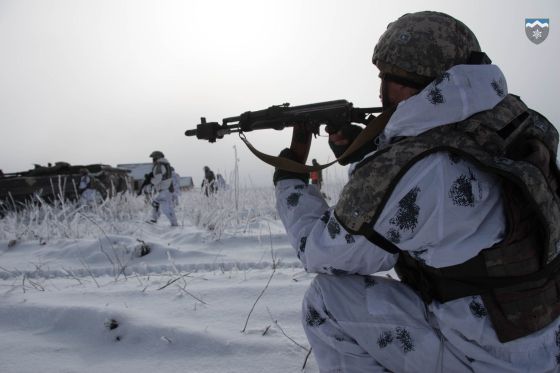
[0,162,132,207]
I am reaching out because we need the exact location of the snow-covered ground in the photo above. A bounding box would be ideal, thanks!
[0,186,335,373]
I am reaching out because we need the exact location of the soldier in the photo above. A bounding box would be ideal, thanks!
[148,151,178,226]
[309,159,323,191]
[78,168,97,206]
[171,167,181,206]
[201,166,216,197]
[137,172,154,203]
[274,11,560,372]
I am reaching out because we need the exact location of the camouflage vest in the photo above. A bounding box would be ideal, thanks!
[153,162,172,180]
[334,94,560,342]
[152,161,174,192]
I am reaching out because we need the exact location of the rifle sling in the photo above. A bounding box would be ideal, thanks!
[238,106,396,173]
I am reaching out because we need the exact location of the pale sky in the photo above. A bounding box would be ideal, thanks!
[1,0,558,186]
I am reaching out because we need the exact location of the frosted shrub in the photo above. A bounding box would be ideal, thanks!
[182,186,277,239]
[0,175,346,243]
[0,192,146,241]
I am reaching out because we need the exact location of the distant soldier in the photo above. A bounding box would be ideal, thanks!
[216,173,227,191]
[201,166,216,197]
[138,172,152,195]
[148,151,178,226]
[309,159,323,191]
[171,167,181,206]
[137,172,154,203]
[78,168,97,206]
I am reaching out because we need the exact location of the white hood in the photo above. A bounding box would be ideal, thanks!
[379,64,508,146]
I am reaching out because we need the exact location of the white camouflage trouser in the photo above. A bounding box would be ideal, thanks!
[151,189,178,226]
[80,189,97,206]
[302,274,550,373]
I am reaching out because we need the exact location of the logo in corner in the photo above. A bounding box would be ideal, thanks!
[525,18,549,44]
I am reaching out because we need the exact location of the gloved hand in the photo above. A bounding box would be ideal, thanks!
[273,148,310,186]
[326,124,377,165]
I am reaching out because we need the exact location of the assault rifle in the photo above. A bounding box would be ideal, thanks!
[185,99,382,143]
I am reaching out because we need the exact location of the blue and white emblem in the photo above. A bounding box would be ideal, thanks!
[525,18,549,44]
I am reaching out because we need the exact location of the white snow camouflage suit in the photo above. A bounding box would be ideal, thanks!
[150,157,178,226]
[275,65,560,372]
[78,174,97,206]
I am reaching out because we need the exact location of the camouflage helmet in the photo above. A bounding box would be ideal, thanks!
[372,11,481,87]
[150,150,164,160]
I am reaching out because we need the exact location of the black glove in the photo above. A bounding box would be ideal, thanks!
[273,148,310,186]
[327,124,378,165]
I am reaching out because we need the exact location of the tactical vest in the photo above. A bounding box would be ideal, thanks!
[152,162,171,179]
[334,94,560,342]
[152,162,174,192]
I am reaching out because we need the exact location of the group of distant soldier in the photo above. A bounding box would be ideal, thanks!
[135,150,321,229]
[138,151,230,227]
[200,165,227,197]
[25,149,232,226]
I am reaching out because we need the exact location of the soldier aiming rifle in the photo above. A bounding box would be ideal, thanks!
[185,11,560,372]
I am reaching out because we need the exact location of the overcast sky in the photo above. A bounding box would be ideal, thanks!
[1,0,558,186]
